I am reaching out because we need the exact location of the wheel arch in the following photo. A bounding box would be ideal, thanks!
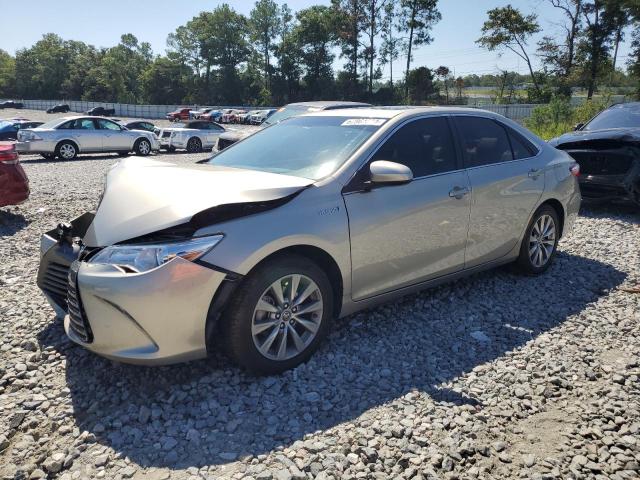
[539,198,565,238]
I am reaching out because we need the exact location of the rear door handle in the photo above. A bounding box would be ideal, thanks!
[449,186,470,199]
[528,168,542,178]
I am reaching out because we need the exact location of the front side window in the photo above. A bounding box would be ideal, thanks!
[454,116,513,167]
[208,116,384,180]
[97,119,121,131]
[371,117,457,177]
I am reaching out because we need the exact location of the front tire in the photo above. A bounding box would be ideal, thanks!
[516,205,560,275]
[55,141,77,160]
[186,137,202,153]
[134,138,151,156]
[221,255,334,374]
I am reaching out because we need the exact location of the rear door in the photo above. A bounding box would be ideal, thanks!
[71,119,103,152]
[343,116,471,300]
[200,122,224,147]
[452,115,545,268]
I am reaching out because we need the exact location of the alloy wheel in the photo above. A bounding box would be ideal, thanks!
[59,144,76,159]
[251,274,323,361]
[138,140,150,155]
[528,214,556,268]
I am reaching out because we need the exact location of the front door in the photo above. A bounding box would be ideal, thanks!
[97,118,131,151]
[343,116,471,301]
[452,115,545,268]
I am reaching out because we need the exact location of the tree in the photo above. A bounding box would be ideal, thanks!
[296,6,337,99]
[332,0,366,98]
[580,0,611,99]
[624,0,640,97]
[537,0,582,84]
[0,49,16,98]
[398,0,441,101]
[406,66,434,103]
[141,55,192,104]
[274,3,302,102]
[249,0,282,91]
[379,2,402,87]
[360,0,388,96]
[434,65,450,103]
[476,5,542,97]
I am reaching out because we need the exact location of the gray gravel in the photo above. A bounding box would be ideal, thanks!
[1,109,640,479]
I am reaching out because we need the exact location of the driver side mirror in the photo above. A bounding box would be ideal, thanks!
[573,123,584,131]
[369,160,413,185]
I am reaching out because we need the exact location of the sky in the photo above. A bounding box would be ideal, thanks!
[1,0,634,78]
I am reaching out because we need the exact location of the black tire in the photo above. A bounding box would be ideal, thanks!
[220,254,334,374]
[515,204,560,275]
[117,151,129,157]
[186,137,202,153]
[55,141,78,160]
[134,138,151,156]
[41,153,54,160]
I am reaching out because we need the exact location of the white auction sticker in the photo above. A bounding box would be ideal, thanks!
[341,118,386,126]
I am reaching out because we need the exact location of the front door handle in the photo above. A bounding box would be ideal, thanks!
[449,186,470,199]
[528,168,542,178]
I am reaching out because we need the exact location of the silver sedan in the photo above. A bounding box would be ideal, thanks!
[37,107,580,373]
[16,116,160,160]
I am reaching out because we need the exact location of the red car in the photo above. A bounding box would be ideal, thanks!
[0,143,29,208]
[166,108,191,122]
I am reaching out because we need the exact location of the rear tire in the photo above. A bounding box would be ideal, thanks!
[55,141,77,160]
[220,255,334,374]
[134,138,151,156]
[186,137,202,153]
[117,151,129,157]
[41,153,54,160]
[515,205,560,275]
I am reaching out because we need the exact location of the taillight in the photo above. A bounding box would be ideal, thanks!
[569,163,580,177]
[0,143,19,165]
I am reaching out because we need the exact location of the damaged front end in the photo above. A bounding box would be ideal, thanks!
[554,139,640,206]
[37,212,95,317]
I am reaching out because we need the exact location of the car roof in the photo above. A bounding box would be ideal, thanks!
[608,102,640,110]
[285,101,372,109]
[303,105,508,120]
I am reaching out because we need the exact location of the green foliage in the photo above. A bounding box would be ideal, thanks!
[524,96,609,139]
[0,49,16,97]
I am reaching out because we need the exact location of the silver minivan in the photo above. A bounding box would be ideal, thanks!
[37,107,581,373]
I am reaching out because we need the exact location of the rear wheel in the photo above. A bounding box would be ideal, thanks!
[55,141,77,160]
[134,138,151,156]
[220,255,333,374]
[186,137,202,153]
[516,205,560,274]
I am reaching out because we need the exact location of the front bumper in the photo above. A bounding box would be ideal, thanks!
[37,215,240,365]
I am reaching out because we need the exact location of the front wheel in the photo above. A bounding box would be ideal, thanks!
[220,255,334,374]
[186,137,202,153]
[134,138,151,156]
[516,205,560,274]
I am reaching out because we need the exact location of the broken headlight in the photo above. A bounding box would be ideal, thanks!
[89,235,223,273]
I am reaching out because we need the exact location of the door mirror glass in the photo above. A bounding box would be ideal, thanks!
[574,122,584,131]
[370,160,413,184]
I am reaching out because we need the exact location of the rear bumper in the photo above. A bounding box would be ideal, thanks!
[15,140,57,154]
[0,163,29,207]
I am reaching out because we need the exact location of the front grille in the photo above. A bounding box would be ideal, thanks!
[217,138,236,150]
[67,262,93,343]
[41,262,70,309]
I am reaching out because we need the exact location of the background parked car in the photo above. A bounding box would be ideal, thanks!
[16,116,159,160]
[237,110,261,124]
[549,101,640,207]
[250,109,276,125]
[121,120,156,133]
[156,120,225,153]
[86,106,115,116]
[216,101,371,150]
[166,108,191,122]
[220,109,246,124]
[189,107,216,120]
[0,142,29,208]
[0,101,24,109]
[47,104,70,114]
[0,120,44,141]
[200,109,223,122]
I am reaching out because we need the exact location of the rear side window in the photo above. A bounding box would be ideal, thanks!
[371,117,458,177]
[505,126,538,159]
[454,116,513,167]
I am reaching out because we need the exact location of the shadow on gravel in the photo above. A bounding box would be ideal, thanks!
[37,251,625,469]
[0,209,28,236]
[19,153,134,164]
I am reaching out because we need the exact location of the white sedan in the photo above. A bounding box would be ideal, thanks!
[16,116,160,160]
[156,120,225,153]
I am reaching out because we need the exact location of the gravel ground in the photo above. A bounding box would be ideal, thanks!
[1,109,640,480]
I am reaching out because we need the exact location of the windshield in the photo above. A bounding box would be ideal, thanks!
[584,104,640,130]
[0,121,12,130]
[263,105,320,126]
[207,116,385,180]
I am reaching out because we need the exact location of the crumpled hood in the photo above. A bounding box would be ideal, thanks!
[549,127,640,148]
[83,157,312,247]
